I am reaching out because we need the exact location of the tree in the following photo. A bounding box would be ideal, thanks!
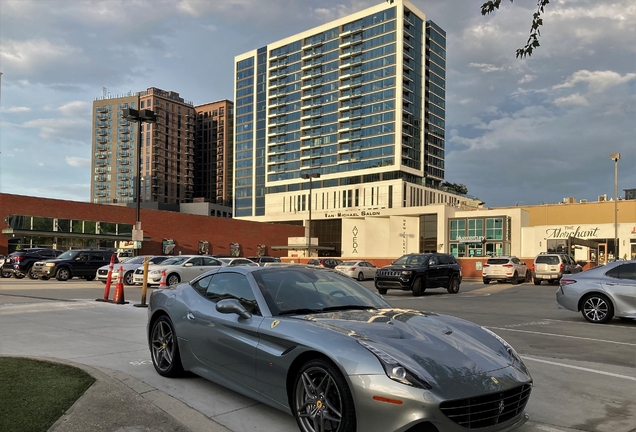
[441,182,468,195]
[481,0,550,58]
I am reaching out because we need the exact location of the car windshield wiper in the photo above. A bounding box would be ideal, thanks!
[278,308,324,316]
[318,305,378,312]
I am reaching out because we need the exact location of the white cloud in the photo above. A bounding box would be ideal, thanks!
[57,101,89,116]
[21,117,89,143]
[469,63,504,73]
[518,74,536,84]
[66,156,90,167]
[553,70,636,93]
[0,106,31,113]
[553,93,589,106]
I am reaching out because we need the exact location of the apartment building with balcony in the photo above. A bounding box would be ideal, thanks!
[232,0,461,255]
[91,87,195,206]
[194,100,234,206]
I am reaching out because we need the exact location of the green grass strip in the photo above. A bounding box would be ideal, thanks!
[0,357,95,432]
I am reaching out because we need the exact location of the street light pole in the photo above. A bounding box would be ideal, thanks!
[610,153,620,259]
[301,173,320,258]
[123,108,157,255]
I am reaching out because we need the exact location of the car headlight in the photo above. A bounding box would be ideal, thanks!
[149,270,161,275]
[481,327,525,366]
[45,263,56,267]
[358,340,432,389]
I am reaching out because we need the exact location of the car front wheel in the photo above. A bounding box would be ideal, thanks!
[357,272,364,281]
[27,267,38,280]
[56,267,70,281]
[166,273,180,286]
[150,315,184,377]
[412,277,425,296]
[447,277,460,294]
[581,294,614,324]
[292,358,356,432]
[124,271,134,286]
[377,288,387,295]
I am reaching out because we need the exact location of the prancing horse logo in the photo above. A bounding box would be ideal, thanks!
[498,400,505,414]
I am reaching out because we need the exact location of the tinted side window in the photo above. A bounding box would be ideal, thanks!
[91,253,105,261]
[204,273,258,314]
[606,267,621,279]
[192,275,213,296]
[617,263,636,280]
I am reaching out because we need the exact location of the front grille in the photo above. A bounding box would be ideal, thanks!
[98,269,109,275]
[376,281,404,289]
[440,384,531,429]
[378,270,402,277]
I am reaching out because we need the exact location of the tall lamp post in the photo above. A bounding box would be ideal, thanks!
[301,173,321,258]
[610,153,620,259]
[123,108,157,255]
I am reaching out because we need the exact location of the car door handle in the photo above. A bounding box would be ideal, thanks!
[187,312,195,320]
[605,283,617,286]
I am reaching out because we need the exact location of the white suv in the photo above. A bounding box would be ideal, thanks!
[482,256,530,285]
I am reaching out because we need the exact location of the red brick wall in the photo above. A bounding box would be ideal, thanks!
[0,193,304,257]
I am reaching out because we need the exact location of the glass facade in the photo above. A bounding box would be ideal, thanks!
[424,20,446,186]
[449,216,509,258]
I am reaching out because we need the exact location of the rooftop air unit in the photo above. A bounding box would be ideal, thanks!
[598,194,607,202]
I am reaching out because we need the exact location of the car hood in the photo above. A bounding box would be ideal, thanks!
[379,264,425,271]
[294,309,514,379]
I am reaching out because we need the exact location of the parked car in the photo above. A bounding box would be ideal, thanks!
[218,258,260,267]
[1,255,12,278]
[482,256,531,284]
[2,248,64,279]
[31,249,116,281]
[375,253,462,296]
[144,255,226,286]
[335,260,377,281]
[247,256,282,266]
[97,255,169,285]
[307,258,343,269]
[533,253,582,285]
[147,265,532,432]
[557,260,636,323]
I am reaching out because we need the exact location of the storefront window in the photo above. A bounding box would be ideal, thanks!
[486,218,503,240]
[485,242,503,257]
[467,219,483,237]
[467,242,483,257]
[33,217,54,232]
[450,220,465,241]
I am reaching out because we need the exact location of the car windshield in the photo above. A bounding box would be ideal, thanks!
[252,267,389,316]
[162,257,188,266]
[393,255,427,265]
[121,256,145,264]
[219,258,232,264]
[57,250,79,260]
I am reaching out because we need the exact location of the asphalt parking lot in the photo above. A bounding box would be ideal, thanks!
[0,276,634,432]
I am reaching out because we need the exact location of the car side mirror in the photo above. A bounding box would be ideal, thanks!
[184,263,193,267]
[216,299,252,320]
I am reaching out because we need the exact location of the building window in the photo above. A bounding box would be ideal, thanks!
[449,219,465,241]
[467,219,483,237]
[486,218,503,240]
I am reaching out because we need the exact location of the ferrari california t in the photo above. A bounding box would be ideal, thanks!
[148,265,532,432]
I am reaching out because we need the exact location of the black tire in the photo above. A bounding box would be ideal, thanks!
[166,273,180,286]
[357,272,364,281]
[525,270,532,283]
[447,277,460,294]
[483,279,490,284]
[533,278,541,286]
[150,315,184,377]
[412,277,424,297]
[511,272,519,285]
[124,271,134,286]
[56,267,71,281]
[377,288,387,295]
[13,271,25,279]
[581,294,614,324]
[84,275,95,281]
[1,270,12,278]
[292,358,356,432]
[40,276,50,281]
[27,266,38,280]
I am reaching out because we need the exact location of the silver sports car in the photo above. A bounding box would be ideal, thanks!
[148,265,532,432]
[557,260,636,323]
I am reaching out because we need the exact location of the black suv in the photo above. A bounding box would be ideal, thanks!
[374,253,462,296]
[2,248,64,279]
[32,249,116,281]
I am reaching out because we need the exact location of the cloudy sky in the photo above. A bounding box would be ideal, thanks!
[0,0,634,207]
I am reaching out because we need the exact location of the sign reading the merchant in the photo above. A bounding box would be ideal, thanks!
[457,236,486,244]
[545,226,600,239]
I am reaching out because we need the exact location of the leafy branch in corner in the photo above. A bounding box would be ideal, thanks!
[481,0,550,58]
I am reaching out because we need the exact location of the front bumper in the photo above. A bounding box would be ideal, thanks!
[32,265,56,277]
[374,277,411,290]
[347,373,531,432]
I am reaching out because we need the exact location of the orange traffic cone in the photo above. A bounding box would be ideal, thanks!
[97,254,116,302]
[159,270,167,288]
[113,266,129,305]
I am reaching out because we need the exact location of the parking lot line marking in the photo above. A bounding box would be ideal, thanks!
[470,284,519,295]
[521,356,636,382]
[534,424,568,432]
[487,326,636,347]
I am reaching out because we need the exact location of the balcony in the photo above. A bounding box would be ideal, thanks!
[119,143,130,150]
[96,152,107,159]
[120,120,130,126]
[95,161,107,167]
[96,144,107,151]
[96,129,108,136]
[96,184,107,190]
[120,135,131,142]
[96,106,109,113]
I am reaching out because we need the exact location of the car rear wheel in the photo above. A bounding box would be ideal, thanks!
[377,288,387,295]
[581,294,614,324]
[124,271,134,286]
[525,270,532,283]
[292,358,356,432]
[483,279,490,284]
[533,278,541,285]
[357,272,364,281]
[150,315,184,377]
[167,273,180,286]
[412,277,425,297]
[447,277,460,294]
[56,267,70,281]
[511,272,519,285]
[13,271,25,279]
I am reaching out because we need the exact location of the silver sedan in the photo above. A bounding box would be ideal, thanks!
[334,260,377,281]
[556,260,636,323]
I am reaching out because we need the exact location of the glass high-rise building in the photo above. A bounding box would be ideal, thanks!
[233,0,449,224]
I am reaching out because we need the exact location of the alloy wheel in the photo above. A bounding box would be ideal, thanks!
[295,366,343,432]
[583,296,611,323]
[151,319,176,373]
